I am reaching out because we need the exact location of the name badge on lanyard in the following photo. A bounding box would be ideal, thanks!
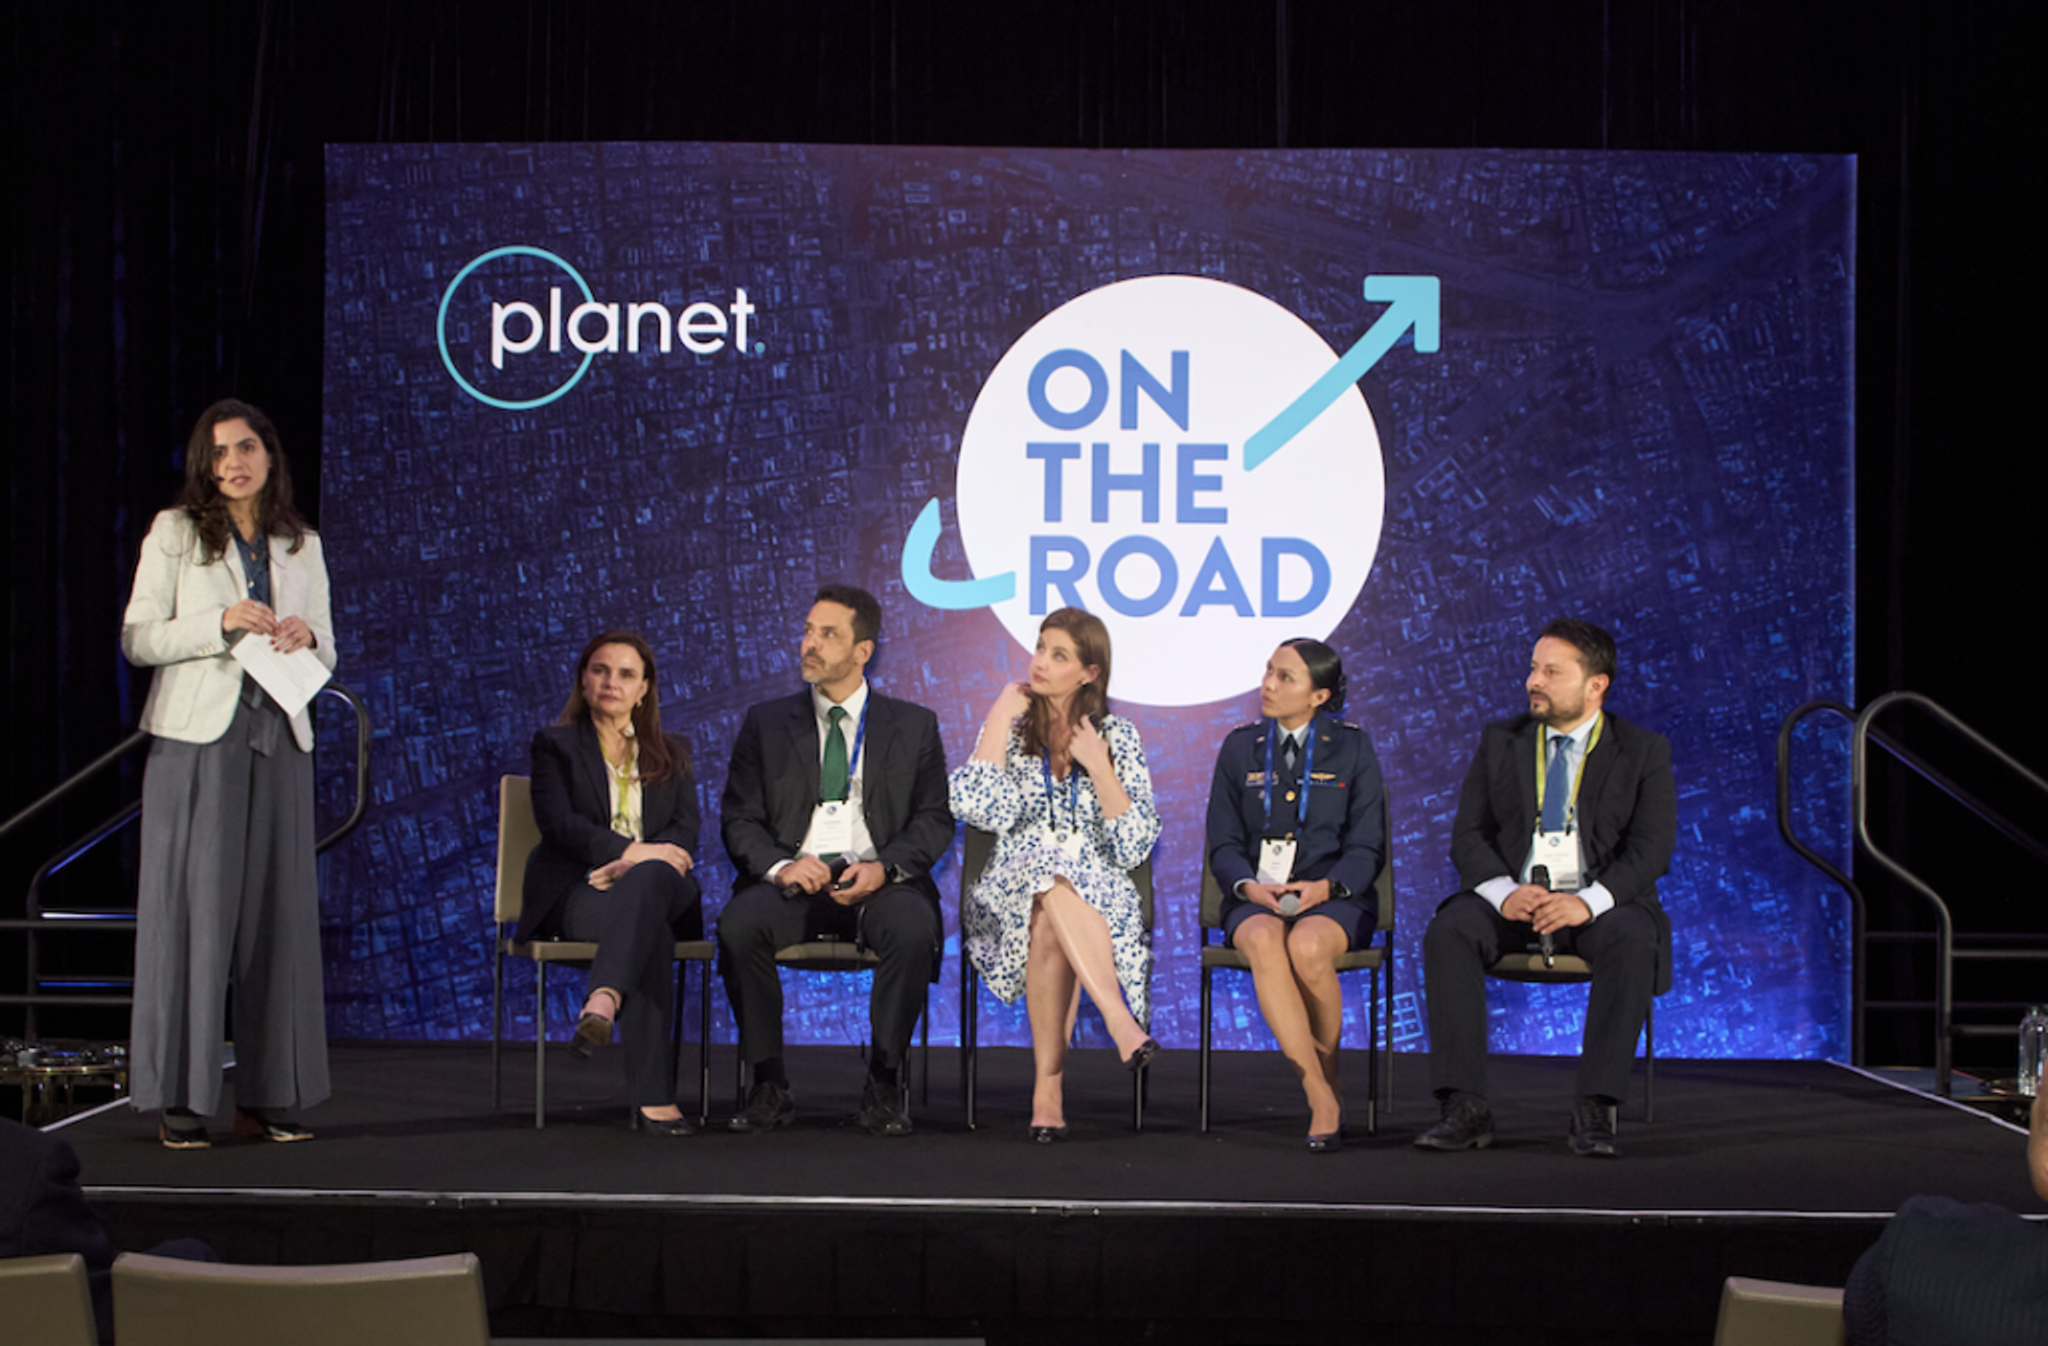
[1531,717,1600,893]
[807,698,868,858]
[1531,829,1583,891]
[1257,837,1297,885]
[808,799,856,857]
[1257,720,1314,884]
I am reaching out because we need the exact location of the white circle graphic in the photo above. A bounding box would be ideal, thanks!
[956,276,1384,707]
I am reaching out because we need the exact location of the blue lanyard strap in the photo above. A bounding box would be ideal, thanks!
[1041,746,1082,835]
[1260,717,1316,835]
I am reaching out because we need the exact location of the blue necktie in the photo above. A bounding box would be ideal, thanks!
[1540,733,1572,832]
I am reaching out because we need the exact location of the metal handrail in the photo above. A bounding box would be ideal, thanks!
[0,732,150,845]
[1851,692,2048,1097]
[3,681,373,1033]
[1775,699,1865,1065]
[1781,691,2048,1097]
[316,680,374,852]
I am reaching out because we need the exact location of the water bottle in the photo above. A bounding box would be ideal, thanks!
[2020,1005,2048,1098]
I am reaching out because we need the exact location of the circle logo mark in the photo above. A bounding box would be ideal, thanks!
[437,246,598,410]
[953,275,1385,707]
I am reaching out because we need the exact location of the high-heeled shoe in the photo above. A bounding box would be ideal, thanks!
[1305,1129,1343,1153]
[1123,1037,1160,1074]
[630,1107,696,1137]
[1028,1123,1070,1144]
[569,1010,614,1059]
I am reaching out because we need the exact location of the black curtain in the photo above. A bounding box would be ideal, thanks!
[3,1,2035,1055]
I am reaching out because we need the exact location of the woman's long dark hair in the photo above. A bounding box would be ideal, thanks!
[176,398,310,562]
[1019,607,1112,764]
[1278,636,1347,718]
[555,630,686,783]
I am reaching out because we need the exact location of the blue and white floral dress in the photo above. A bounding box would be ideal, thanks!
[948,714,1161,1023]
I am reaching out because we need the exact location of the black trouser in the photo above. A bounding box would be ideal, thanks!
[718,880,938,1072]
[1423,892,1657,1103]
[555,864,702,1106]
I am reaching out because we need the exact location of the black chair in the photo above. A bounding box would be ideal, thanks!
[491,774,715,1128]
[728,933,932,1111]
[1196,792,1395,1134]
[1487,948,1660,1122]
[959,826,1153,1129]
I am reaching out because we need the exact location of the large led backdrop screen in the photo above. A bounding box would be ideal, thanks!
[320,143,1855,1061]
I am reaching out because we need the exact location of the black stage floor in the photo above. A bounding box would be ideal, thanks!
[51,1042,2040,1344]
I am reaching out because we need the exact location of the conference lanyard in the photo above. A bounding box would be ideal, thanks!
[1042,749,1083,842]
[823,696,870,802]
[1533,713,1603,830]
[1261,717,1316,836]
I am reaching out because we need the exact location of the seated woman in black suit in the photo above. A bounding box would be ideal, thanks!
[1205,639,1387,1152]
[519,631,702,1135]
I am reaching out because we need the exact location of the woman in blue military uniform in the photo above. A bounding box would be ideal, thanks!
[1205,639,1387,1151]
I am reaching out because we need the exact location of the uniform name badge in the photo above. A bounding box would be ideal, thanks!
[1053,827,1086,863]
[1532,829,1583,891]
[808,800,855,857]
[1257,837,1297,886]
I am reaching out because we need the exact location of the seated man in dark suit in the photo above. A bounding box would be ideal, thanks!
[1414,618,1674,1158]
[2,1116,213,1342]
[718,584,953,1137]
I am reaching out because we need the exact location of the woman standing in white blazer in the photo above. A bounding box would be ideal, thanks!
[121,399,336,1148]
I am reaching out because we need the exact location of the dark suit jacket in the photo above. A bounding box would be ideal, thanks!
[1207,715,1387,899]
[719,686,953,907]
[1844,1194,2048,1345]
[1449,709,1676,991]
[0,1117,117,1340]
[517,722,702,944]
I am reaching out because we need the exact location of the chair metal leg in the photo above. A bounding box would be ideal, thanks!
[1198,964,1213,1133]
[1644,1000,1656,1124]
[491,938,504,1109]
[962,961,979,1129]
[1382,942,1395,1122]
[533,960,547,1130]
[697,959,712,1127]
[669,959,687,1119]
[1366,965,1379,1137]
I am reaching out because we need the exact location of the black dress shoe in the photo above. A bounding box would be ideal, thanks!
[1123,1037,1160,1073]
[1569,1098,1619,1158]
[1413,1095,1494,1151]
[630,1108,696,1137]
[569,1011,614,1060]
[729,1080,796,1133]
[1305,1130,1342,1153]
[1029,1124,1070,1143]
[857,1078,913,1137]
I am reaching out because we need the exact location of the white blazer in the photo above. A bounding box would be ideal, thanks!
[120,509,337,751]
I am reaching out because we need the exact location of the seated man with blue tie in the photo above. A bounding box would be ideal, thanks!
[1414,618,1674,1159]
[718,584,953,1137]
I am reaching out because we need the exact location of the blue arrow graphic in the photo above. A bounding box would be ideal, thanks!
[901,498,1018,610]
[1242,275,1440,471]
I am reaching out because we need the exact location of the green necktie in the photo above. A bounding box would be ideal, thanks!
[821,705,850,803]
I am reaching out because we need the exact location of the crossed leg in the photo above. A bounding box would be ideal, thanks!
[1022,878,1149,1127]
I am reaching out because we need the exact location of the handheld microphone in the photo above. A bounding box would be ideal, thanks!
[1530,864,1556,968]
[1278,891,1301,917]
